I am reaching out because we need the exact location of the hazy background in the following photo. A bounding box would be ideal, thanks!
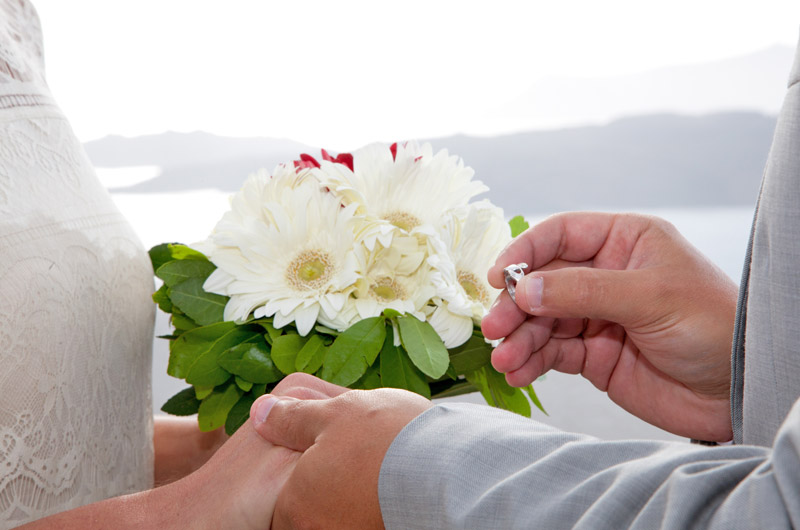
[32,1,800,441]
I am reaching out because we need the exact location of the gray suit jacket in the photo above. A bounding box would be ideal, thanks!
[378,39,800,529]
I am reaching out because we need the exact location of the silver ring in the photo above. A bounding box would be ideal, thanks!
[503,263,528,303]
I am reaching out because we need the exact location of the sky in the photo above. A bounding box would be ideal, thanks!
[33,0,800,149]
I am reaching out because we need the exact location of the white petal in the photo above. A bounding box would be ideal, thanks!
[391,320,401,346]
[203,269,235,295]
[320,293,347,318]
[264,298,303,318]
[428,305,473,348]
[396,252,425,275]
[294,304,320,336]
[355,298,380,319]
[273,311,294,330]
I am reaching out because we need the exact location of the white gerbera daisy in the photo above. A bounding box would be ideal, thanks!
[198,175,361,336]
[192,163,305,255]
[428,201,511,347]
[329,233,434,330]
[311,141,488,249]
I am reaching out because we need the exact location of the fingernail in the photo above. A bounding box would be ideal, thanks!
[525,276,543,310]
[252,395,278,424]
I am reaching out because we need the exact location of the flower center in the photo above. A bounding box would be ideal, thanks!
[370,278,405,301]
[458,271,488,304]
[287,250,333,290]
[384,211,421,232]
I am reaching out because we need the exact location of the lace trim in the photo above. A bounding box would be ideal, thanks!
[0,93,55,111]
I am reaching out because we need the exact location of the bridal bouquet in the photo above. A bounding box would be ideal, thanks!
[150,141,544,434]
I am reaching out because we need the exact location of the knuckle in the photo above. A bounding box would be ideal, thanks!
[639,213,679,238]
[281,371,316,387]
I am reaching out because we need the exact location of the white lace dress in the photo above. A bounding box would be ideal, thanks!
[0,1,155,526]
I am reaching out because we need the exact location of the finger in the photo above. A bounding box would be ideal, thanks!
[249,394,333,452]
[490,316,554,373]
[514,267,658,325]
[537,258,594,272]
[504,337,588,387]
[551,318,586,338]
[488,212,651,288]
[483,260,592,340]
[271,372,349,400]
[481,289,528,340]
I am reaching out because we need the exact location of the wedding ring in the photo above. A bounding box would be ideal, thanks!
[503,263,528,303]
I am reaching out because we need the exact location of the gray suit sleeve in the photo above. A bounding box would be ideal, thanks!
[378,401,800,529]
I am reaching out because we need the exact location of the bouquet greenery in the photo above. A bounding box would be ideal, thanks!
[151,141,544,435]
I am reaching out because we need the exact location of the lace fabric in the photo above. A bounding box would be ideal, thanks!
[0,1,155,526]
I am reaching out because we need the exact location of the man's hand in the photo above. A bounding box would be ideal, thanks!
[482,212,738,441]
[249,378,433,530]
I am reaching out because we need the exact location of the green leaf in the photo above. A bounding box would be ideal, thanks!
[194,385,214,400]
[466,365,531,417]
[235,376,253,392]
[295,335,327,374]
[169,322,259,387]
[152,283,173,313]
[218,340,283,384]
[314,324,340,336]
[380,334,431,398]
[160,387,200,416]
[353,363,382,390]
[187,331,259,387]
[397,315,449,379]
[253,319,283,344]
[149,243,177,274]
[171,311,199,332]
[251,383,268,397]
[430,380,476,399]
[320,316,386,387]
[225,393,256,435]
[524,384,547,415]
[198,383,242,432]
[448,334,493,374]
[271,333,307,375]
[509,215,530,238]
[169,243,209,261]
[169,277,228,326]
[169,321,232,378]
[156,259,216,288]
[382,308,402,319]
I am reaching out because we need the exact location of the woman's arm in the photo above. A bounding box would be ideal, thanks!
[17,478,199,530]
[16,421,296,529]
[153,416,227,486]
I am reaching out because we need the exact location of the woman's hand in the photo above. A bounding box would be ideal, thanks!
[173,421,300,530]
[153,416,228,486]
[482,212,738,441]
[20,419,299,529]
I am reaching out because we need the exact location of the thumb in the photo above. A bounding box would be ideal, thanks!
[249,394,329,452]
[515,267,656,325]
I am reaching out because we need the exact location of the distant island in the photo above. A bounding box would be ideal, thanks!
[85,111,775,215]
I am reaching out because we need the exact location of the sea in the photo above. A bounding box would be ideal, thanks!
[110,187,755,442]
